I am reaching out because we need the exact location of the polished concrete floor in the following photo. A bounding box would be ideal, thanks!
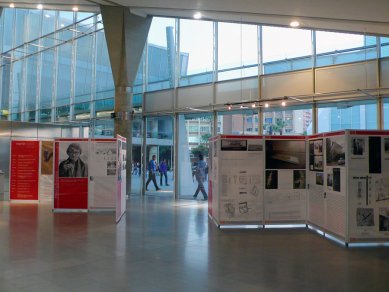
[1,196,389,291]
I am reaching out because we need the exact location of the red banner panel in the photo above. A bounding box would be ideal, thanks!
[54,141,89,210]
[55,178,88,209]
[10,141,40,200]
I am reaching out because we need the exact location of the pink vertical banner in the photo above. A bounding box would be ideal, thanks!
[116,135,127,223]
[10,140,40,201]
[54,139,89,210]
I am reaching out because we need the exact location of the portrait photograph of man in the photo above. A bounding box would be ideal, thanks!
[58,142,88,178]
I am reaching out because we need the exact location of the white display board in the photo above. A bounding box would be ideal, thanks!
[307,135,325,228]
[89,139,117,209]
[116,135,127,223]
[323,132,348,240]
[210,131,389,244]
[347,131,389,242]
[264,137,307,223]
[210,136,264,225]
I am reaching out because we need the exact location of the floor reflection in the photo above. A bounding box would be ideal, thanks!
[9,203,38,259]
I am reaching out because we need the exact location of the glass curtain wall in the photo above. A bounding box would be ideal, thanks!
[1,10,387,127]
[384,98,389,129]
[131,116,143,195]
[179,19,214,86]
[262,26,312,74]
[145,116,174,196]
[317,100,377,132]
[263,105,313,135]
[178,113,213,199]
[316,31,377,67]
[217,110,259,135]
[147,17,176,92]
[217,22,258,81]
[381,37,389,58]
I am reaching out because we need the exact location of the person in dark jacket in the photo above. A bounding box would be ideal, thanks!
[146,155,160,191]
[193,153,208,200]
[159,159,169,186]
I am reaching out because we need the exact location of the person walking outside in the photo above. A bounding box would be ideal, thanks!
[146,155,160,191]
[193,153,208,200]
[159,159,169,186]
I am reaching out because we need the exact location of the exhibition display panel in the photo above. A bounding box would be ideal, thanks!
[210,131,389,244]
[209,135,264,225]
[54,139,90,210]
[307,132,347,240]
[346,130,389,242]
[54,138,126,216]
[116,135,127,223]
[8,137,126,221]
[264,135,307,224]
[10,140,40,201]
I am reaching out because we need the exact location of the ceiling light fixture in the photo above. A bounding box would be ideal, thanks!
[281,101,286,106]
[72,6,79,12]
[251,103,256,108]
[193,12,202,20]
[37,4,43,10]
[265,103,269,108]
[45,14,51,18]
[9,3,15,8]
[290,21,300,28]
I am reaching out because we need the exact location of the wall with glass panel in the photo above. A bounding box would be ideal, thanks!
[0,8,388,137]
[263,105,313,135]
[262,26,312,74]
[179,19,214,86]
[217,110,259,135]
[218,22,258,80]
[316,31,377,67]
[317,100,377,133]
[384,98,389,129]
[178,113,213,199]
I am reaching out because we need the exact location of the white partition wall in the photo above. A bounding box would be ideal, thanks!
[209,131,389,244]
[264,136,307,224]
[323,131,348,240]
[307,134,325,229]
[346,130,389,243]
[209,135,264,225]
[89,139,118,210]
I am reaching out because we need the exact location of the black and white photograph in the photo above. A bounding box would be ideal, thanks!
[314,156,323,171]
[265,170,278,189]
[309,141,314,170]
[293,170,306,189]
[357,208,374,227]
[379,207,389,231]
[58,142,88,178]
[385,138,389,154]
[316,172,324,185]
[333,168,341,192]
[221,139,247,151]
[369,136,382,174]
[351,137,365,156]
[309,139,324,171]
[326,137,345,166]
[314,139,323,155]
[107,161,116,176]
[266,140,306,169]
[247,142,263,151]
[327,173,333,188]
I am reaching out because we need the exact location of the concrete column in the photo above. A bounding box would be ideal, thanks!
[100,6,152,195]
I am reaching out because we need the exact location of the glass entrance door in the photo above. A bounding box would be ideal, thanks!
[177,113,213,199]
[145,115,174,197]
